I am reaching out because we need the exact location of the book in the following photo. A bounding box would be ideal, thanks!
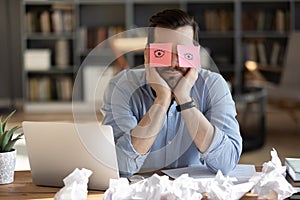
[285,158,300,181]
[26,11,39,33]
[51,10,63,33]
[270,42,281,67]
[256,11,265,31]
[55,39,70,68]
[78,27,87,52]
[25,12,33,33]
[24,49,51,71]
[275,9,285,33]
[62,11,73,32]
[40,11,50,33]
[248,42,257,62]
[257,42,267,65]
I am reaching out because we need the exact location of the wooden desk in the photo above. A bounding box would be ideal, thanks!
[0,171,104,200]
[0,170,262,200]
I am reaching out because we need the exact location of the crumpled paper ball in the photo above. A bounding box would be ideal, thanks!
[104,173,203,200]
[54,168,92,200]
[249,148,296,200]
[104,148,296,200]
[103,171,254,200]
[205,170,254,200]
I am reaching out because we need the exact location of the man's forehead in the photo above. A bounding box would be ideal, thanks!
[153,26,194,45]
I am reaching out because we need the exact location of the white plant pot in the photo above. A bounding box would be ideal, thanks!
[0,149,16,184]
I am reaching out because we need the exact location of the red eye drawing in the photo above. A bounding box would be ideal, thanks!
[184,53,193,60]
[154,49,165,58]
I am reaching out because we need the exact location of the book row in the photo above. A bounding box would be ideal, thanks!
[26,4,74,34]
[242,9,289,32]
[77,26,125,52]
[194,9,233,32]
[27,77,73,102]
[243,41,285,67]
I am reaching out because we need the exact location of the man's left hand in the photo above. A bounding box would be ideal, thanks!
[173,68,198,104]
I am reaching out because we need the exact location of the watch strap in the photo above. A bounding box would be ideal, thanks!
[176,98,196,112]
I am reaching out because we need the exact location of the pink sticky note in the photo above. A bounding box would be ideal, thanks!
[177,45,201,68]
[149,43,172,67]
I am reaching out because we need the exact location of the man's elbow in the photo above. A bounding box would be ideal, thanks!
[206,147,241,175]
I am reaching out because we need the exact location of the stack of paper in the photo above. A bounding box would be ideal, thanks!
[161,164,256,184]
[285,158,300,181]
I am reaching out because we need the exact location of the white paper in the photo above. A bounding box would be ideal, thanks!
[104,149,297,200]
[249,148,297,200]
[162,164,255,183]
[103,171,254,200]
[54,168,92,200]
[104,173,203,200]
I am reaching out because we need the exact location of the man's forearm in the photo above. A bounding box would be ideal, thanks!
[131,97,170,154]
[180,106,214,153]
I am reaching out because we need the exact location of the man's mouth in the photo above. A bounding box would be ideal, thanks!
[158,68,185,76]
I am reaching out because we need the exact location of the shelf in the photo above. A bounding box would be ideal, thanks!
[24,33,75,40]
[198,31,235,38]
[258,65,282,73]
[26,67,74,75]
[21,0,299,112]
[78,0,126,4]
[242,31,289,38]
[23,102,95,113]
[23,0,74,5]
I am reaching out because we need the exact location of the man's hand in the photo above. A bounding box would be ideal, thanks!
[146,65,172,105]
[173,68,198,104]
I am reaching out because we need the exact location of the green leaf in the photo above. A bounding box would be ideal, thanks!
[0,126,21,151]
[2,110,16,133]
[0,130,8,149]
[3,133,24,152]
[0,116,3,135]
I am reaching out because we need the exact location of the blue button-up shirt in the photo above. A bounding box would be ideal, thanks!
[102,68,242,177]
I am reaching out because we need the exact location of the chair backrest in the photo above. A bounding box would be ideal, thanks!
[280,32,300,88]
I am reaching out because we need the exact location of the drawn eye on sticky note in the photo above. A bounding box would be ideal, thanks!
[177,45,201,68]
[149,43,172,67]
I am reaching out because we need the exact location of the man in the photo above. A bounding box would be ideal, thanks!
[102,9,242,177]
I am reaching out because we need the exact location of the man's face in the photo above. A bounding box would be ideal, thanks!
[151,26,194,89]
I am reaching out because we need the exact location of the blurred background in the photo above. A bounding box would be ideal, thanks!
[1,0,299,170]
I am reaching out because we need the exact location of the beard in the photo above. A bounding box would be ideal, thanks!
[156,67,188,90]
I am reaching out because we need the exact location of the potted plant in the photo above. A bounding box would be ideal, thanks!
[0,110,23,184]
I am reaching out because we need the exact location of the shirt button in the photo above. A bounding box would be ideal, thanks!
[168,140,172,145]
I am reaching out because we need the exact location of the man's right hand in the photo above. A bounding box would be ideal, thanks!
[145,65,172,106]
[131,65,171,154]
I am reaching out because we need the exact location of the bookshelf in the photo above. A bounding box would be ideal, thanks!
[22,1,76,112]
[21,0,299,112]
[188,2,235,81]
[241,1,290,84]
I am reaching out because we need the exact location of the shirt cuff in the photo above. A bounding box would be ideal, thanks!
[115,133,149,175]
[200,125,223,162]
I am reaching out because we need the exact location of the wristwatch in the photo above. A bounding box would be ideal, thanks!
[176,98,196,112]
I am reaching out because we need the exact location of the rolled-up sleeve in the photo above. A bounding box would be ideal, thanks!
[101,72,148,177]
[200,73,242,175]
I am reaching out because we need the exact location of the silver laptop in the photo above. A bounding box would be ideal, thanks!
[22,121,119,190]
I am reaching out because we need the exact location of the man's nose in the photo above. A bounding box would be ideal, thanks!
[171,53,179,68]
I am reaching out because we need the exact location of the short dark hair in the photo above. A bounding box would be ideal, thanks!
[148,9,199,44]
